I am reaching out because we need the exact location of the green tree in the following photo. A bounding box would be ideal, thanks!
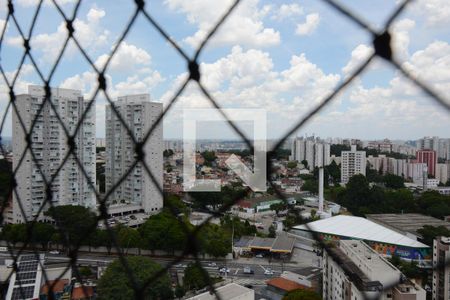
[97,257,173,300]
[2,223,26,245]
[301,179,318,193]
[287,161,297,169]
[139,211,190,253]
[44,205,97,247]
[301,160,308,169]
[199,223,231,257]
[270,202,287,215]
[282,289,321,300]
[417,225,450,246]
[183,263,209,291]
[116,226,142,249]
[201,151,216,165]
[27,222,55,249]
[384,174,405,189]
[268,225,276,238]
[326,161,341,184]
[174,285,185,299]
[163,149,174,157]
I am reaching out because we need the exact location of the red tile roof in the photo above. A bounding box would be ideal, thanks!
[266,277,310,292]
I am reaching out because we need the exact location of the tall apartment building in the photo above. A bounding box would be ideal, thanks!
[105,94,163,214]
[416,149,437,178]
[417,136,439,152]
[11,86,96,223]
[290,136,330,170]
[323,240,426,300]
[433,237,450,300]
[341,145,366,184]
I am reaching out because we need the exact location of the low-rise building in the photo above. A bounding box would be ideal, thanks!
[187,283,254,300]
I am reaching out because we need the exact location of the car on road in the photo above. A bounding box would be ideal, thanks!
[264,269,274,275]
[255,254,264,258]
[49,250,60,255]
[219,267,230,273]
[207,262,217,267]
[174,264,187,268]
[243,267,254,274]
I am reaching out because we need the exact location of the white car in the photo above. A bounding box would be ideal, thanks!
[49,250,60,255]
[219,267,230,273]
[264,269,274,275]
[207,262,217,267]
[255,254,264,258]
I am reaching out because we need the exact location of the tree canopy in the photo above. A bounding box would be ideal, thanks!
[44,205,97,247]
[282,289,321,300]
[97,257,173,300]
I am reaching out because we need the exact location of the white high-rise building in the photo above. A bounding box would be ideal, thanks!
[105,94,163,214]
[436,163,449,185]
[11,86,96,223]
[341,145,366,184]
[290,136,330,170]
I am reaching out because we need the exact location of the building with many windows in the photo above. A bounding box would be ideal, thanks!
[432,237,450,300]
[341,145,366,184]
[105,94,163,214]
[11,86,96,223]
[323,240,426,300]
[290,136,330,170]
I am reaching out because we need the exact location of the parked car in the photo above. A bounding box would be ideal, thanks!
[243,267,254,274]
[255,254,264,258]
[264,269,274,275]
[49,250,60,255]
[207,262,217,267]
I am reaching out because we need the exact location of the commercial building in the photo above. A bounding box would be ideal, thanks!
[11,86,96,223]
[416,149,437,178]
[105,94,163,214]
[341,145,366,184]
[293,215,431,261]
[432,237,450,300]
[323,240,426,300]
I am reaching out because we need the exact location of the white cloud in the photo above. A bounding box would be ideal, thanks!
[94,42,152,73]
[342,44,374,76]
[15,0,76,7]
[391,18,415,60]
[295,13,320,36]
[161,46,340,128]
[321,40,450,137]
[0,19,6,35]
[411,0,450,26]
[165,0,280,48]
[6,7,109,61]
[271,3,303,21]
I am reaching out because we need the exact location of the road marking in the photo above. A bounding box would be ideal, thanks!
[234,268,239,275]
[259,264,266,271]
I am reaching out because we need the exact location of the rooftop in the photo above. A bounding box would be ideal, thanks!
[366,213,450,237]
[234,235,296,253]
[187,283,254,300]
[266,277,310,292]
[294,215,428,249]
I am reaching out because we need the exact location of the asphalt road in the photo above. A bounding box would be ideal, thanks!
[0,250,313,280]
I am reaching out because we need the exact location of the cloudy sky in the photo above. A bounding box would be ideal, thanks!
[0,0,449,141]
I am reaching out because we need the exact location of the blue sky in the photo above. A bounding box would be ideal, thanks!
[0,0,449,140]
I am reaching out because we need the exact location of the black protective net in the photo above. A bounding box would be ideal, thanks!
[0,0,449,299]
